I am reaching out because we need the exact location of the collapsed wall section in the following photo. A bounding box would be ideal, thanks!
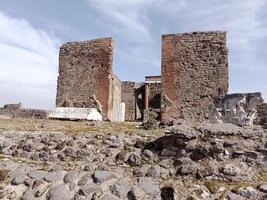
[0,103,48,119]
[161,31,229,121]
[148,83,161,109]
[56,38,114,120]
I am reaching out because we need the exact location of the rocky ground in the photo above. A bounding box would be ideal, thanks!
[0,118,267,200]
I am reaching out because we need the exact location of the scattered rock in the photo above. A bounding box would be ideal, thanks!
[127,153,142,166]
[93,170,117,184]
[115,151,129,164]
[129,186,145,200]
[46,184,72,200]
[226,192,244,200]
[177,160,197,176]
[258,184,267,193]
[223,164,240,176]
[44,170,64,182]
[78,173,91,186]
[28,170,47,179]
[64,170,79,183]
[142,117,159,130]
[78,183,100,198]
[138,177,160,195]
[110,179,132,198]
[141,149,154,161]
[100,194,118,200]
[133,168,146,177]
[109,136,124,148]
[11,175,26,185]
[166,124,199,140]
[236,186,257,199]
[146,165,161,178]
[0,169,10,182]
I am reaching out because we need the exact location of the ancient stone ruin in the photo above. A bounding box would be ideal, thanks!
[51,31,265,127]
[0,103,48,119]
[209,93,264,126]
[1,31,267,200]
[161,32,228,121]
[55,38,124,122]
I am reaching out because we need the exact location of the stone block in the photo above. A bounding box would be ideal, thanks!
[48,107,102,121]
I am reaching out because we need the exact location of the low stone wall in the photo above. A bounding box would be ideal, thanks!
[0,104,48,119]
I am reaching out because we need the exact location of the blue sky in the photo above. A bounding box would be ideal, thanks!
[0,0,266,109]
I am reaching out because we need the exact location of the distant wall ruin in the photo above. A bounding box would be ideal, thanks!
[121,80,161,121]
[0,103,48,119]
[56,38,121,121]
[161,31,229,121]
[121,82,143,121]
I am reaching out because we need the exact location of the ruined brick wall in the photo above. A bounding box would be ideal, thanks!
[56,38,114,120]
[0,104,48,119]
[121,82,136,121]
[148,83,161,109]
[121,82,144,121]
[161,31,229,121]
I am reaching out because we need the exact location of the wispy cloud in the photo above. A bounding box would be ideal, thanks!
[86,0,186,43]
[0,11,60,109]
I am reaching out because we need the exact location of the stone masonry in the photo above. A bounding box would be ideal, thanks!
[56,38,121,121]
[121,82,144,121]
[0,103,48,119]
[161,31,229,121]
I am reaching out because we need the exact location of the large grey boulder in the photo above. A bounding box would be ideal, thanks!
[64,170,79,183]
[110,179,132,198]
[46,184,72,200]
[138,177,160,195]
[93,170,117,184]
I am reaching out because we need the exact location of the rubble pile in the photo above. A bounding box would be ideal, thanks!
[0,121,267,199]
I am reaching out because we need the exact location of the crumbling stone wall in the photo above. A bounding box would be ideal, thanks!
[121,82,136,121]
[161,31,229,121]
[56,38,115,120]
[148,83,161,109]
[121,82,144,121]
[0,104,48,119]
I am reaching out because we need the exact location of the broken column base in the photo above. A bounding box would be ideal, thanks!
[209,92,264,127]
[48,107,103,121]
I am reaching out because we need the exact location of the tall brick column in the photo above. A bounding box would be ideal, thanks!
[161,31,229,121]
[56,38,115,120]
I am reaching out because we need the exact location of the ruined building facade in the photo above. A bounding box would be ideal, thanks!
[56,38,123,121]
[56,31,231,122]
[161,32,228,121]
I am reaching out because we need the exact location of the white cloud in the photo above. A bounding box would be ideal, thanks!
[0,11,60,109]
[85,0,267,99]
[86,0,186,43]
